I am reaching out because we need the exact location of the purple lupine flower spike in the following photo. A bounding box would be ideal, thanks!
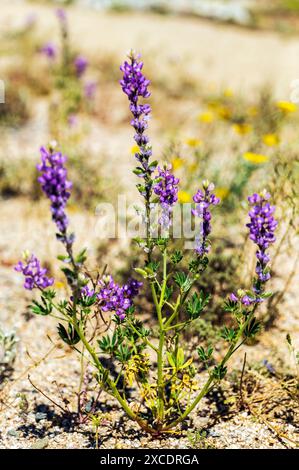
[192,181,220,256]
[153,165,179,228]
[97,275,142,321]
[120,51,153,174]
[56,8,67,24]
[229,190,277,306]
[74,55,88,78]
[15,254,54,290]
[247,191,277,292]
[37,144,72,235]
[40,42,57,60]
[84,81,97,100]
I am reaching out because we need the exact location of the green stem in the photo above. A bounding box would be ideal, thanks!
[126,319,159,353]
[164,306,257,431]
[156,248,168,425]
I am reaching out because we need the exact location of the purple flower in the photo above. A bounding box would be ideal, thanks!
[40,42,57,60]
[120,52,153,175]
[262,359,275,374]
[37,146,72,235]
[56,8,67,24]
[25,13,37,29]
[241,295,256,306]
[74,55,88,78]
[15,254,54,290]
[68,114,78,127]
[192,182,220,256]
[84,81,97,100]
[247,191,277,291]
[81,285,95,298]
[153,165,179,228]
[230,293,238,302]
[97,276,142,321]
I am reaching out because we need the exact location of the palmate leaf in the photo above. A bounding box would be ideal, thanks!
[171,250,183,265]
[30,291,55,316]
[98,331,121,353]
[115,344,131,363]
[173,272,192,292]
[243,317,262,339]
[212,364,227,380]
[57,323,80,346]
[197,345,213,362]
[220,326,238,343]
[186,291,211,319]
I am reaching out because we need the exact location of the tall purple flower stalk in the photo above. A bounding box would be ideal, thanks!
[74,55,88,78]
[56,8,67,25]
[15,254,54,290]
[40,42,57,60]
[247,191,277,292]
[192,182,220,256]
[98,276,142,321]
[153,165,179,228]
[120,52,153,184]
[230,191,277,306]
[84,81,97,100]
[37,146,72,237]
[120,51,154,256]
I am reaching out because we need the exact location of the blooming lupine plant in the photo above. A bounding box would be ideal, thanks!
[15,52,278,435]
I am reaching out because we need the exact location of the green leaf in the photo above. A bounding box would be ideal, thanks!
[149,160,158,169]
[186,291,210,319]
[115,344,131,363]
[171,250,183,265]
[173,272,192,292]
[75,248,87,265]
[133,168,145,176]
[223,298,239,313]
[57,255,71,263]
[167,352,176,368]
[220,326,237,343]
[197,345,213,362]
[134,268,148,278]
[57,323,80,345]
[212,364,227,380]
[177,348,185,368]
[243,317,262,339]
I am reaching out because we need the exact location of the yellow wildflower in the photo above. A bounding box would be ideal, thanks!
[55,281,65,289]
[130,144,139,154]
[223,88,233,98]
[197,111,215,123]
[243,152,269,164]
[217,106,232,120]
[171,157,183,170]
[215,187,229,200]
[232,123,252,135]
[248,106,258,116]
[68,204,79,213]
[276,101,297,113]
[185,137,202,147]
[188,163,198,172]
[178,190,192,203]
[262,133,279,147]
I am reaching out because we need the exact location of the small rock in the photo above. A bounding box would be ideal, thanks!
[31,438,49,449]
[7,429,20,438]
[35,412,48,422]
